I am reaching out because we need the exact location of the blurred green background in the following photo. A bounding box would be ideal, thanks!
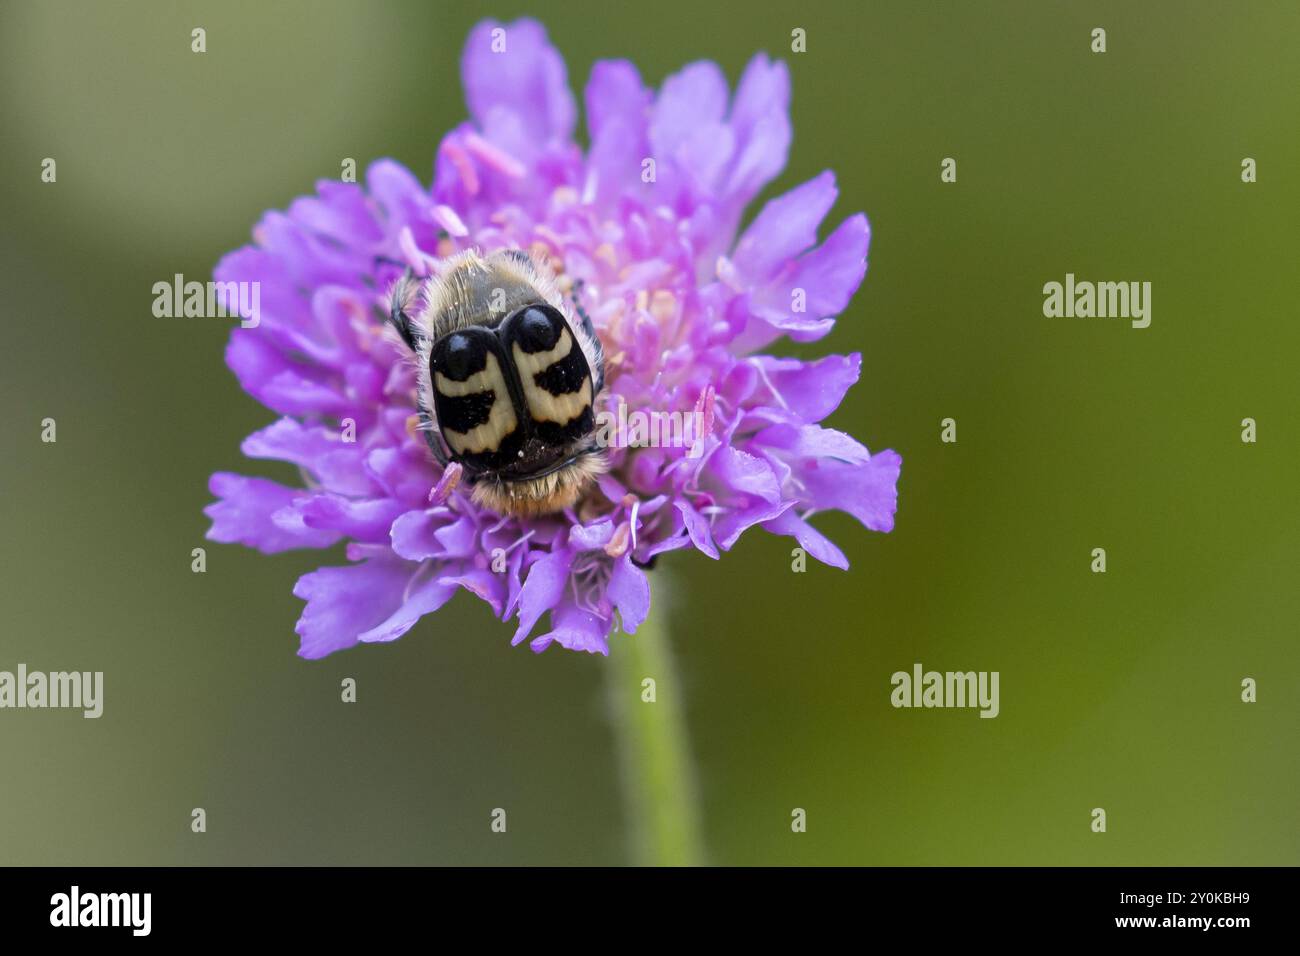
[1,0,1296,866]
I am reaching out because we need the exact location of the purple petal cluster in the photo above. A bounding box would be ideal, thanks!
[205,19,901,658]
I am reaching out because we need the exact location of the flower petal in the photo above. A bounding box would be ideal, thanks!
[512,548,574,645]
[293,557,416,659]
[224,332,352,417]
[704,447,790,550]
[463,18,576,148]
[583,60,652,205]
[389,507,453,561]
[607,555,650,633]
[732,171,837,281]
[357,575,458,645]
[755,424,873,464]
[298,494,408,542]
[569,518,615,551]
[205,473,340,554]
[675,499,719,559]
[750,353,861,423]
[241,418,374,496]
[801,449,902,533]
[723,53,791,204]
[438,568,506,618]
[650,61,729,159]
[532,602,611,655]
[762,509,848,570]
[586,60,650,140]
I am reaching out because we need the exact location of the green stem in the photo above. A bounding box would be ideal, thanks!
[605,575,705,866]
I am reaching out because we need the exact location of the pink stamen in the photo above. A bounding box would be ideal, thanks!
[696,385,716,437]
[688,385,716,459]
[625,495,642,551]
[714,254,743,291]
[431,204,468,238]
[398,227,434,276]
[502,529,534,555]
[604,522,631,558]
[750,359,790,411]
[429,462,463,504]
[441,141,480,195]
[464,133,527,179]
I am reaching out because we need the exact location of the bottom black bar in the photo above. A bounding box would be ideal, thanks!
[0,866,1286,940]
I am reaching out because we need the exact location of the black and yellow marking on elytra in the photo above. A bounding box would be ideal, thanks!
[428,306,596,478]
[391,248,608,516]
[500,305,596,447]
[428,327,523,471]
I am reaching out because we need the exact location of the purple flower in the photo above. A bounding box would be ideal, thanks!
[205,18,901,658]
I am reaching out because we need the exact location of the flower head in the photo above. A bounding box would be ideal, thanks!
[205,19,901,658]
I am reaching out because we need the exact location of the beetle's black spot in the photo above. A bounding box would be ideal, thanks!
[436,391,497,434]
[435,332,488,381]
[512,306,562,354]
[532,349,588,396]
[532,405,595,447]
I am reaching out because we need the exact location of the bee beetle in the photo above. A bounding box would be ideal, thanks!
[386,249,607,517]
